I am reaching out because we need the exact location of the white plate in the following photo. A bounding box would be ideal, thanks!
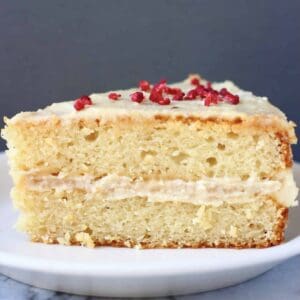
[0,152,299,298]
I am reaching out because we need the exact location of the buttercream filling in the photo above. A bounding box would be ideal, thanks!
[25,171,298,207]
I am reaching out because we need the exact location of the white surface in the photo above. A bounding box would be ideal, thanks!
[2,256,300,300]
[0,152,299,298]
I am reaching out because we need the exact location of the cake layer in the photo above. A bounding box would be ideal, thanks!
[13,188,287,248]
[3,116,293,182]
[21,170,297,207]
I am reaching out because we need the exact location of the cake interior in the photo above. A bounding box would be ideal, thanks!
[14,188,287,248]
[4,117,290,180]
[3,116,295,248]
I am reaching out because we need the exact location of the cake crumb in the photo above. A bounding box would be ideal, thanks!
[75,232,95,248]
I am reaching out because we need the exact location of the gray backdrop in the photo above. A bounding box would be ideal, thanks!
[1,0,299,159]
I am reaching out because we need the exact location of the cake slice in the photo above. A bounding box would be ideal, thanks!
[1,74,298,248]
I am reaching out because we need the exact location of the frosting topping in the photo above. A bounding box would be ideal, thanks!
[9,76,288,123]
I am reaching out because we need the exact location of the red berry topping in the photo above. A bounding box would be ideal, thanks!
[206,81,212,89]
[149,89,163,103]
[80,95,92,105]
[195,85,208,98]
[165,87,179,95]
[74,99,85,111]
[204,91,219,106]
[73,95,93,111]
[139,80,151,91]
[158,79,167,85]
[224,93,240,105]
[184,89,198,100]
[108,92,121,100]
[204,97,210,106]
[219,88,239,104]
[153,83,166,93]
[135,77,241,107]
[158,98,171,105]
[219,88,228,96]
[152,79,167,93]
[130,91,144,103]
[172,90,185,101]
[191,77,200,86]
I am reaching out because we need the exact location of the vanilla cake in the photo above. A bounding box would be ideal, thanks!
[1,74,298,248]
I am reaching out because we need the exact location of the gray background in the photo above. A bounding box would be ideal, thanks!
[1,2,300,299]
[1,0,300,159]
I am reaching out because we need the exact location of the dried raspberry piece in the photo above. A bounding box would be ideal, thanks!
[152,79,167,93]
[139,80,151,91]
[158,98,171,105]
[196,85,209,98]
[74,99,85,111]
[108,92,121,100]
[206,81,212,89]
[165,87,180,95]
[149,89,163,103]
[172,90,185,101]
[204,97,211,106]
[191,77,200,86]
[219,88,228,96]
[130,91,144,103]
[158,79,167,84]
[80,95,92,105]
[154,84,166,93]
[204,91,219,106]
[219,88,240,104]
[73,95,93,111]
[224,93,240,104]
[184,89,198,100]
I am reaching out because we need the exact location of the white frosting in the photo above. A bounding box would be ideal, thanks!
[25,171,298,207]
[8,77,288,124]
[272,170,299,207]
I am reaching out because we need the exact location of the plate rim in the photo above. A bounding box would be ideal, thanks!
[1,238,300,277]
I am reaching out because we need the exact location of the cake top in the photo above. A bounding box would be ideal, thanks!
[7,75,293,127]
